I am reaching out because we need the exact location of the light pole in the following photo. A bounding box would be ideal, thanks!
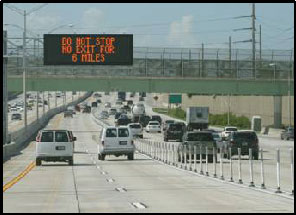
[4,3,48,130]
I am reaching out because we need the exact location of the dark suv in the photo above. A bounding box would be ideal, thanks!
[280,127,294,140]
[223,131,259,160]
[151,115,162,125]
[164,123,184,142]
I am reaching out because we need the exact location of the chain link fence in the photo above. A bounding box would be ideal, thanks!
[6,46,294,80]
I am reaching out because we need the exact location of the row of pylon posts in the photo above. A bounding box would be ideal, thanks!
[136,140,294,195]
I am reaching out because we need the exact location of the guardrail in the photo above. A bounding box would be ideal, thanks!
[135,139,294,196]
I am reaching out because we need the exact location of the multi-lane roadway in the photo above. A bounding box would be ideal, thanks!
[3,92,294,213]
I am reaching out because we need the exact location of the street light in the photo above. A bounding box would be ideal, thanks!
[4,3,48,130]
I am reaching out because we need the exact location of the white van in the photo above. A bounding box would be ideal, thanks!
[35,130,75,166]
[98,126,135,160]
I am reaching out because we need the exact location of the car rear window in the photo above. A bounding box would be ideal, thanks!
[152,116,161,120]
[226,128,237,131]
[55,131,69,142]
[106,128,117,137]
[234,132,257,140]
[150,122,159,125]
[130,124,141,129]
[169,124,183,130]
[166,120,174,124]
[186,133,213,141]
[118,128,129,137]
[41,131,54,142]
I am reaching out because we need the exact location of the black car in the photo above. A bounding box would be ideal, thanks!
[151,115,162,125]
[97,99,102,103]
[164,123,184,142]
[281,127,294,140]
[11,113,22,120]
[116,114,132,126]
[223,131,259,160]
[139,115,151,127]
[91,102,98,107]
[82,106,91,113]
[114,112,121,120]
[139,97,144,101]
[122,105,131,112]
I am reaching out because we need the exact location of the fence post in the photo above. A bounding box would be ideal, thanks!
[260,148,266,189]
[184,145,187,170]
[194,145,197,172]
[189,145,192,171]
[220,148,224,180]
[275,148,282,193]
[229,147,234,182]
[290,148,294,195]
[167,143,170,165]
[213,147,217,178]
[249,148,255,187]
[180,145,183,168]
[200,145,203,175]
[206,146,209,175]
[238,148,243,184]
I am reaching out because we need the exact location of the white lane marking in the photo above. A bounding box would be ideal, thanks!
[131,202,147,209]
[101,171,108,175]
[115,187,127,192]
[106,178,115,183]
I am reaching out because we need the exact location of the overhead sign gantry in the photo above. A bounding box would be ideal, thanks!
[44,34,133,65]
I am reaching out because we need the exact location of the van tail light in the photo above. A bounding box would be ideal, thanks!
[36,133,41,142]
[102,141,104,146]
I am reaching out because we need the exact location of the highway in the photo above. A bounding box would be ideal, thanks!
[3,92,294,213]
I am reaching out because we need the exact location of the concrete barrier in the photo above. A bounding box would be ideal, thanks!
[3,92,92,163]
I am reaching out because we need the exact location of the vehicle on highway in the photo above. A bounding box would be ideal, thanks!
[93,92,101,98]
[118,91,126,101]
[115,100,123,106]
[75,104,81,112]
[10,106,18,112]
[186,107,209,131]
[17,106,24,112]
[104,92,110,95]
[98,126,135,160]
[130,92,135,97]
[122,105,131,112]
[222,130,259,160]
[91,101,98,108]
[178,131,217,163]
[35,129,75,166]
[11,113,22,120]
[145,121,161,133]
[151,115,162,125]
[162,120,175,131]
[109,108,117,115]
[139,96,144,101]
[44,100,48,105]
[116,114,132,126]
[96,99,102,104]
[82,106,91,113]
[127,100,133,106]
[221,126,238,138]
[139,115,151,127]
[128,123,143,138]
[212,132,222,149]
[64,110,73,118]
[104,102,111,108]
[56,92,62,97]
[280,127,294,140]
[164,122,184,142]
[114,112,121,120]
[99,111,109,119]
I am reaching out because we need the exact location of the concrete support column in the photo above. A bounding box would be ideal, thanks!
[3,57,8,145]
[274,96,282,128]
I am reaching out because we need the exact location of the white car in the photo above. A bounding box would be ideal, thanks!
[221,126,238,138]
[128,123,143,138]
[35,130,75,166]
[145,121,161,133]
[98,126,135,160]
[104,102,111,108]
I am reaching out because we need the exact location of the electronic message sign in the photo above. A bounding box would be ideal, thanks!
[44,34,133,65]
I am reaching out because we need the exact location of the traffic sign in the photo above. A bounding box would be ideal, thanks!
[169,94,182,104]
[44,34,133,65]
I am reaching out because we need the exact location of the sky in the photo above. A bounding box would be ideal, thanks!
[3,3,294,50]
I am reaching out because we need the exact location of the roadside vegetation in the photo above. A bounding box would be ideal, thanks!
[153,108,251,129]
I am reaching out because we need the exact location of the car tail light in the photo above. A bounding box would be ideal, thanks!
[36,134,41,142]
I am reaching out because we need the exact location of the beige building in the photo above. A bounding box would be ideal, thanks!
[153,93,294,127]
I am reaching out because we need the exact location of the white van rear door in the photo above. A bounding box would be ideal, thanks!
[54,131,73,156]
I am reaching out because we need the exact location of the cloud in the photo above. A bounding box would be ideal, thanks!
[167,15,197,47]
[81,7,104,33]
[27,13,62,34]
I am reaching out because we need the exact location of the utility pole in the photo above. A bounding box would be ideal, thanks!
[252,3,256,79]
[259,24,262,69]
[23,10,27,130]
[229,36,232,77]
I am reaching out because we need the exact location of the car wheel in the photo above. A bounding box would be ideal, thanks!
[253,152,259,160]
[101,154,105,161]
[69,158,74,166]
[36,158,41,166]
[128,154,134,160]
